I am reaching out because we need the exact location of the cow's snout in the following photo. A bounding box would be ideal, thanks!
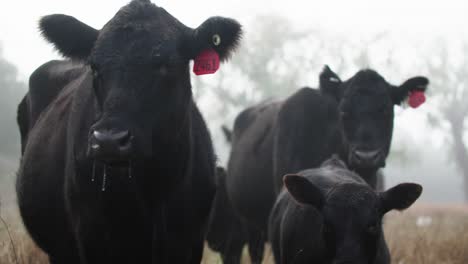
[88,129,132,162]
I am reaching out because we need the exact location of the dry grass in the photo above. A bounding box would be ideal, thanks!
[2,204,468,264]
[0,207,48,264]
[384,205,468,264]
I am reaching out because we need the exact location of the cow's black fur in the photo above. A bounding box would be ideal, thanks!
[16,1,242,263]
[222,66,428,263]
[268,156,422,264]
[206,167,246,264]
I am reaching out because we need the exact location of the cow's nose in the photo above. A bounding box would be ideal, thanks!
[354,149,381,161]
[88,129,132,161]
[351,148,384,167]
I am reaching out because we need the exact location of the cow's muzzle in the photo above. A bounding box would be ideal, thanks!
[87,129,133,163]
[349,148,385,168]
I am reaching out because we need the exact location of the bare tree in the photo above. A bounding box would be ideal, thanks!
[425,40,468,200]
[0,45,26,174]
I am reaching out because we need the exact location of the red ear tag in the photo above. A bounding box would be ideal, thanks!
[408,91,426,108]
[193,49,220,75]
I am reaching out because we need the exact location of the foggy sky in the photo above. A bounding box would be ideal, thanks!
[1,0,467,78]
[0,0,467,203]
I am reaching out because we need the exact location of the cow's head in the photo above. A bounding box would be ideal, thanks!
[284,172,422,264]
[319,65,429,169]
[39,0,241,163]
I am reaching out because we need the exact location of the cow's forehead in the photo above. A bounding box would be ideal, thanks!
[108,1,186,32]
[91,2,188,67]
[343,70,391,98]
[326,184,378,209]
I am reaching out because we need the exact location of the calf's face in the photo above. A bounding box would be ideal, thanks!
[284,174,422,264]
[319,66,428,169]
[39,0,241,163]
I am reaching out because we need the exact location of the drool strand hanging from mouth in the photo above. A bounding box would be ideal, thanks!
[129,160,132,179]
[92,160,96,182]
[102,165,107,192]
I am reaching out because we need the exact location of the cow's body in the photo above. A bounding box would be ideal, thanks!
[222,66,428,263]
[16,1,242,263]
[17,60,83,153]
[18,59,215,264]
[206,167,246,264]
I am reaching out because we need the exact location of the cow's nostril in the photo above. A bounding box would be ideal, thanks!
[117,131,131,147]
[354,149,381,161]
[91,142,100,150]
[88,129,132,161]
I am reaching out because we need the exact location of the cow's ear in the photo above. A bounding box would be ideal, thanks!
[391,77,429,105]
[379,183,422,214]
[40,14,99,60]
[284,174,324,209]
[186,16,242,62]
[319,65,342,101]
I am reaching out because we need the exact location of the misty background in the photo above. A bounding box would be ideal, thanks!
[1,0,468,205]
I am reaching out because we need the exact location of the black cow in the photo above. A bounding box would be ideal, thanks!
[206,167,246,264]
[18,60,84,154]
[274,66,429,190]
[224,66,429,263]
[269,156,422,264]
[16,0,242,263]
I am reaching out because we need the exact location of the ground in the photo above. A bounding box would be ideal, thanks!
[1,203,467,264]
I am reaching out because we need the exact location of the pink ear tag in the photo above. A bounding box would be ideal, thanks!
[193,49,220,75]
[408,91,426,108]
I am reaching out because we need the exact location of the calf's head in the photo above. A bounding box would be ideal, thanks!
[320,65,428,169]
[39,0,241,163]
[284,174,422,264]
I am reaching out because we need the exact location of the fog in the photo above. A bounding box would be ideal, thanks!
[1,0,468,205]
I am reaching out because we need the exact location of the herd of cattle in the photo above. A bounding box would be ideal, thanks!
[14,0,428,263]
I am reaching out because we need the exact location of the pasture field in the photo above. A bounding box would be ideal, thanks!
[1,203,467,264]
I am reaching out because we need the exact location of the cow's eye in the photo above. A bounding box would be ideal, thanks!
[92,69,99,80]
[366,223,379,235]
[90,65,104,106]
[90,64,100,79]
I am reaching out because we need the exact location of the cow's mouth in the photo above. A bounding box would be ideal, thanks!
[348,148,385,169]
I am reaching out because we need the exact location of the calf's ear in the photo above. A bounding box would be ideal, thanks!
[40,14,99,60]
[391,76,429,106]
[380,183,422,214]
[185,16,242,62]
[284,174,324,209]
[319,65,342,101]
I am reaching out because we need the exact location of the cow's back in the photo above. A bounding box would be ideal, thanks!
[226,100,281,228]
[18,60,85,152]
[16,74,80,257]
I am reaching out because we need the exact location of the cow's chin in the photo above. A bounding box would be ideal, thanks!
[102,160,131,168]
[89,159,134,190]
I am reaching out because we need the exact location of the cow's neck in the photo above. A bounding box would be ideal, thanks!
[352,167,378,188]
[338,145,379,189]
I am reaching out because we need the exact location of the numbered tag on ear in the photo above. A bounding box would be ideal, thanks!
[408,91,426,108]
[193,49,220,75]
